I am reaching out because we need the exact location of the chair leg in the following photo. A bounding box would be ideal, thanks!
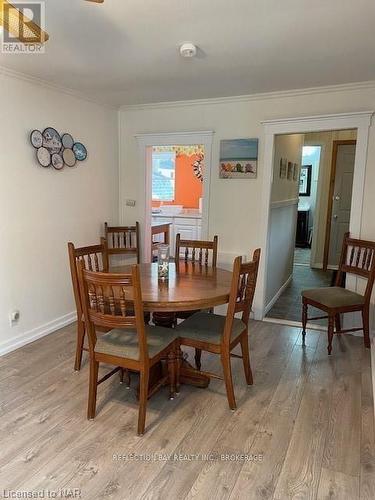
[194,348,202,370]
[221,350,236,410]
[335,313,341,333]
[74,320,85,371]
[175,347,182,394]
[302,301,308,344]
[240,333,253,386]
[138,369,149,436]
[327,315,334,355]
[167,350,176,400]
[87,358,99,420]
[119,368,131,388]
[362,306,371,349]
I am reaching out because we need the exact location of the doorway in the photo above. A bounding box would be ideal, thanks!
[135,131,214,263]
[265,128,357,324]
[150,144,204,260]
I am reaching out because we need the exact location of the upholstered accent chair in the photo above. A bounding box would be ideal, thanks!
[302,232,374,354]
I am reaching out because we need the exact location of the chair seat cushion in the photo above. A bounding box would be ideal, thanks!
[175,312,246,344]
[95,326,177,360]
[302,286,365,309]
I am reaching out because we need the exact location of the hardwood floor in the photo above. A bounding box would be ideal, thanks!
[0,321,374,499]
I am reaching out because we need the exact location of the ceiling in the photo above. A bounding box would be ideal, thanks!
[0,0,374,107]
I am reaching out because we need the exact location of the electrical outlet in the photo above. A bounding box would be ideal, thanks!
[9,310,20,326]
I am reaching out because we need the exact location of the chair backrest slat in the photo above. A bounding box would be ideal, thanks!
[336,232,375,303]
[223,249,261,344]
[175,234,218,267]
[68,239,109,319]
[104,222,140,263]
[78,265,148,361]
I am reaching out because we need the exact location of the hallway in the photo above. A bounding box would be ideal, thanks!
[266,264,333,324]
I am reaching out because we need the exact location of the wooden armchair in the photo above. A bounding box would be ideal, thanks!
[78,264,178,435]
[302,232,374,354]
[104,222,140,264]
[174,233,219,369]
[68,239,109,371]
[176,249,261,410]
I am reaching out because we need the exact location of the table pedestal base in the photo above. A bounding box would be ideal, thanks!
[145,311,210,394]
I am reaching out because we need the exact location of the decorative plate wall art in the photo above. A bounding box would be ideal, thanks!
[30,128,88,170]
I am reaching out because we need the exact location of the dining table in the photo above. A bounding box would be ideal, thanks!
[111,261,233,393]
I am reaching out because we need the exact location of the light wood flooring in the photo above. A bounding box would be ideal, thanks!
[0,321,374,499]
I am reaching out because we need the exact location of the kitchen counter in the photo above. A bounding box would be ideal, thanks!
[151,209,202,219]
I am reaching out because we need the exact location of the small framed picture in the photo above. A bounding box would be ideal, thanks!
[279,158,287,178]
[287,161,293,180]
[293,163,299,181]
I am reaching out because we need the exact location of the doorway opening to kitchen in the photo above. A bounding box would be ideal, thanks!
[150,144,204,261]
[265,129,357,325]
[136,131,214,263]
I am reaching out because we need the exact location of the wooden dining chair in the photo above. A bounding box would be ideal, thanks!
[104,222,140,264]
[174,233,219,369]
[68,239,109,371]
[175,233,218,267]
[78,264,179,435]
[302,232,374,354]
[176,248,261,410]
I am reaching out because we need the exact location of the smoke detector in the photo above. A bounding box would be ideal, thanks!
[180,42,197,58]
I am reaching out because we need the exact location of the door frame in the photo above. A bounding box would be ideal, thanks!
[323,139,357,270]
[135,130,214,262]
[257,111,373,319]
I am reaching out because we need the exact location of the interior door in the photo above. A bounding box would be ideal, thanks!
[327,143,356,267]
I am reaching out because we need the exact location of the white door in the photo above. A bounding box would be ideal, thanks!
[328,143,356,267]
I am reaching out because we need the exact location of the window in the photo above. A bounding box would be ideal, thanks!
[152,152,176,201]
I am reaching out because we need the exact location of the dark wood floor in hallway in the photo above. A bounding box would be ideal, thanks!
[0,321,374,499]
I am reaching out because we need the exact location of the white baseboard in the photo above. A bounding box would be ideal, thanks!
[264,275,293,314]
[0,311,77,357]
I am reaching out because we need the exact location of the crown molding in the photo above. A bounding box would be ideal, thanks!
[120,80,375,112]
[0,65,117,110]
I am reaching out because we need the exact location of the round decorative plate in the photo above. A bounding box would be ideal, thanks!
[63,148,76,167]
[73,142,87,161]
[42,127,62,154]
[62,133,74,149]
[51,153,64,170]
[36,147,51,167]
[30,129,43,148]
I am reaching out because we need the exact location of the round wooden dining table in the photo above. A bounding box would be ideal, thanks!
[111,261,233,390]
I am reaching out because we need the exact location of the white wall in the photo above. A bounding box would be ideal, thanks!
[0,73,119,355]
[119,83,375,321]
[266,134,303,307]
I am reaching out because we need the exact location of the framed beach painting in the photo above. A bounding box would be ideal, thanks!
[219,138,258,179]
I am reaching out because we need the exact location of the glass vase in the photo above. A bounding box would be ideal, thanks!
[157,244,170,280]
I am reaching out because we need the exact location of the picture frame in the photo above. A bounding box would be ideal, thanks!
[293,163,299,181]
[287,161,293,180]
[299,164,312,196]
[219,138,258,179]
[279,158,287,178]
